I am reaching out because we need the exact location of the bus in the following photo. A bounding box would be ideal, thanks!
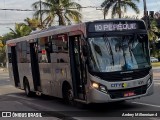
[6,19,153,104]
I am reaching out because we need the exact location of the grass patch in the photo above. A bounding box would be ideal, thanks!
[151,62,160,67]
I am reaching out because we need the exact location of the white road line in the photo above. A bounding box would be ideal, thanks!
[0,77,10,79]
[154,83,160,85]
[7,94,34,101]
[154,80,160,82]
[149,118,160,120]
[132,102,160,108]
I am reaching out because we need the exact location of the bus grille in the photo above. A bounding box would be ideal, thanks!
[90,68,150,81]
[108,85,147,99]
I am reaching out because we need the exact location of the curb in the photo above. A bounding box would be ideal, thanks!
[0,68,8,73]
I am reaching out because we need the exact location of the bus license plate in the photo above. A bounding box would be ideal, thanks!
[124,91,135,97]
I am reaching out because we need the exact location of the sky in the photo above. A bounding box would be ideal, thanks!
[0,0,160,36]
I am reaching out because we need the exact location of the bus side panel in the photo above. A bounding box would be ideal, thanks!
[54,63,71,98]
[17,63,34,91]
[39,63,54,96]
[8,63,15,86]
[51,53,72,98]
[7,46,15,87]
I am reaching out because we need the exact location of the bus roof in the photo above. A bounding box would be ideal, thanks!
[6,19,145,44]
[6,22,86,44]
[87,18,144,22]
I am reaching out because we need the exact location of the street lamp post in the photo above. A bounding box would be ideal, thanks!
[118,0,121,18]
[40,0,42,27]
[143,0,148,29]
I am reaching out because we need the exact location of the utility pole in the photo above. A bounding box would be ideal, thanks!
[118,0,121,18]
[143,0,149,29]
[40,0,43,27]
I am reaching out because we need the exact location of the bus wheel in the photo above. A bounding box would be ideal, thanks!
[24,79,32,97]
[63,86,74,105]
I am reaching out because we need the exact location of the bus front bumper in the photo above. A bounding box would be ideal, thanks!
[87,82,154,103]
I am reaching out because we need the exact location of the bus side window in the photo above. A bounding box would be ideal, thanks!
[38,37,51,63]
[51,34,69,63]
[16,41,29,63]
[8,46,12,63]
[51,34,68,53]
[21,41,28,63]
[26,42,31,63]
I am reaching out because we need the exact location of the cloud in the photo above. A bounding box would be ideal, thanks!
[0,0,159,36]
[0,0,37,36]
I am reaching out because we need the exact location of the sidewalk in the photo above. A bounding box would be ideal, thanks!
[153,72,160,79]
[152,67,160,79]
[0,68,8,73]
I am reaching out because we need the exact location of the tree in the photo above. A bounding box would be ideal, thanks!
[124,15,138,19]
[9,23,32,38]
[24,17,42,30]
[148,20,159,41]
[2,33,13,41]
[101,0,140,19]
[32,0,82,27]
[148,19,160,57]
[0,36,7,67]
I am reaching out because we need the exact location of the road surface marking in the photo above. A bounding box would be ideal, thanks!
[153,80,160,85]
[153,79,160,82]
[150,117,160,120]
[7,94,34,101]
[154,83,160,85]
[154,80,160,82]
[132,102,160,108]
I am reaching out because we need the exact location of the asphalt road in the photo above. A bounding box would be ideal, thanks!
[0,71,160,120]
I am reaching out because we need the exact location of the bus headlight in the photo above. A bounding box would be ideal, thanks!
[91,81,108,93]
[147,78,152,88]
[92,82,99,89]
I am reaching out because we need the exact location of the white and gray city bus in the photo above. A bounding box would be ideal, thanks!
[6,19,153,104]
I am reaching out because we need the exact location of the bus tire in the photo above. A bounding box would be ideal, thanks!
[24,79,32,97]
[62,84,74,104]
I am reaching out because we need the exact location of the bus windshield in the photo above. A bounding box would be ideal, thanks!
[88,34,150,72]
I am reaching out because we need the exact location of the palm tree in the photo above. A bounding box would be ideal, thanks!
[0,36,7,67]
[32,0,82,26]
[148,19,160,57]
[148,20,159,41]
[9,23,32,38]
[101,0,140,19]
[24,17,42,30]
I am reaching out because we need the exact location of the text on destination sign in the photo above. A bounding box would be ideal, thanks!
[94,23,137,32]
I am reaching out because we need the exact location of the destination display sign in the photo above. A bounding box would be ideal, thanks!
[88,21,145,32]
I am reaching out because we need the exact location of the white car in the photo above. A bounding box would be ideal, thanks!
[150,57,159,62]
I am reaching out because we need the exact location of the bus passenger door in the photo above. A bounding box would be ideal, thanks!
[30,42,41,91]
[11,46,20,87]
[69,35,86,100]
